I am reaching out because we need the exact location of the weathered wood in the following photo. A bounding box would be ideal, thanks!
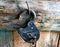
[59,40,60,47]
[38,0,60,1]
[13,19,60,47]
[50,32,59,47]
[0,30,13,47]
[13,31,30,47]
[38,0,57,1]
[37,31,60,47]
[37,31,50,47]
[13,31,60,47]
[0,12,18,15]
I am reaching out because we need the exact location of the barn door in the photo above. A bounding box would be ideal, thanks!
[0,30,13,47]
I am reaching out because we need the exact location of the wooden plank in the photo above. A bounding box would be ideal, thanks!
[37,31,59,47]
[59,40,60,47]
[13,30,60,47]
[14,31,50,47]
[50,32,59,47]
[0,30,13,47]
[37,31,50,47]
[38,0,57,1]
[58,35,60,47]
[13,31,30,47]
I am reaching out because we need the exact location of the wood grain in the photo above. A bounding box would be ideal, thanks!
[0,30,13,47]
[13,31,30,47]
[13,30,60,47]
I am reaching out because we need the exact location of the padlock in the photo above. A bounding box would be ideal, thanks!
[18,21,40,43]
